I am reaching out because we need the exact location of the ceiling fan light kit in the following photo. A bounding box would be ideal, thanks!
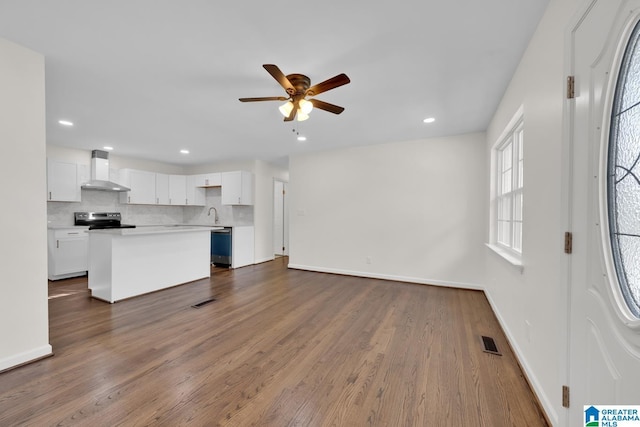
[299,99,313,115]
[279,99,313,122]
[278,101,294,117]
[239,64,350,122]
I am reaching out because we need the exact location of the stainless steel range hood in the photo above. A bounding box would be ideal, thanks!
[81,150,130,192]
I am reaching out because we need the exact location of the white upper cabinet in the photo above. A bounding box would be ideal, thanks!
[119,169,156,205]
[194,172,222,187]
[155,173,170,205]
[116,169,249,206]
[47,159,81,202]
[185,175,206,206]
[221,171,254,205]
[169,174,187,205]
[118,170,205,206]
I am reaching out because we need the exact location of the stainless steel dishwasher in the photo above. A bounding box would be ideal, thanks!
[211,227,232,266]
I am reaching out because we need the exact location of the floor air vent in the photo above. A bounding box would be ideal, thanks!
[191,298,216,308]
[481,335,502,356]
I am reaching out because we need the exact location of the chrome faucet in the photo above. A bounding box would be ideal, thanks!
[207,206,219,224]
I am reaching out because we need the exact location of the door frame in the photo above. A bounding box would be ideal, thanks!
[273,179,289,256]
[563,1,640,425]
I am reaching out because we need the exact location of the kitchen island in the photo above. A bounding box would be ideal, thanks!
[88,225,221,303]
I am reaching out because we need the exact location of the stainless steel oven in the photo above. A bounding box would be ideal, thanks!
[74,212,136,229]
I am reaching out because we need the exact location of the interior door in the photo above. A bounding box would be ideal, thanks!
[568,1,640,424]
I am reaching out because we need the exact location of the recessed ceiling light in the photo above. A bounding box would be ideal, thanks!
[423,117,436,123]
[180,149,190,154]
[58,120,74,126]
[103,146,114,151]
[297,136,307,142]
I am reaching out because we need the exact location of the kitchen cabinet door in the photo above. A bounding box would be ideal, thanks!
[232,226,255,268]
[221,171,254,205]
[119,169,156,204]
[155,173,170,205]
[199,172,221,187]
[169,174,187,205]
[47,159,81,202]
[186,175,206,206]
[47,228,88,280]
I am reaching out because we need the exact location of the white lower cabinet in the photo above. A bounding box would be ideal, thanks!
[47,228,89,280]
[232,226,254,268]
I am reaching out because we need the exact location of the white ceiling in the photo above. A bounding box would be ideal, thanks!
[0,1,549,167]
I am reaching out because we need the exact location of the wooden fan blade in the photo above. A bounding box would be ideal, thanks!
[263,64,295,94]
[239,96,288,102]
[284,99,298,121]
[310,99,345,114]
[306,73,350,97]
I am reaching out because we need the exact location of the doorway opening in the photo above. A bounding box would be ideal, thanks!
[273,179,289,257]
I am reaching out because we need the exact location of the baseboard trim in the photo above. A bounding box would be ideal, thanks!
[0,344,53,373]
[484,292,557,426]
[288,262,555,424]
[287,263,484,290]
[254,256,275,265]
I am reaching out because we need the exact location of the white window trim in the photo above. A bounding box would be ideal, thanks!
[486,243,524,271]
[488,105,524,270]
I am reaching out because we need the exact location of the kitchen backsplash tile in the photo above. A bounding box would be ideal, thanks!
[183,187,253,226]
[47,187,253,227]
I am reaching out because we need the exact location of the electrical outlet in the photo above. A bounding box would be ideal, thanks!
[366,256,372,264]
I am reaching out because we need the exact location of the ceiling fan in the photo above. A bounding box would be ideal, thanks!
[239,64,350,122]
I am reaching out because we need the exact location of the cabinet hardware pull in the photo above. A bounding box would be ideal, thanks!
[56,240,59,248]
[68,232,79,235]
[49,191,52,200]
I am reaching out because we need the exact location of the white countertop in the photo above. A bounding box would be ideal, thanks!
[182,224,250,228]
[47,225,89,230]
[89,225,224,236]
[49,223,251,232]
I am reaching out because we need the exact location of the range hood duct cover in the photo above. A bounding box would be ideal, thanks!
[81,150,130,192]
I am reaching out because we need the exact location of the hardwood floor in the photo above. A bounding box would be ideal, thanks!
[0,258,548,426]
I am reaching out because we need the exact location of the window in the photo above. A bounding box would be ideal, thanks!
[607,19,640,318]
[489,108,524,265]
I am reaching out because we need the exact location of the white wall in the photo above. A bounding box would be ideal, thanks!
[253,160,288,263]
[188,159,288,264]
[289,133,486,288]
[0,38,51,370]
[484,0,581,423]
[47,144,187,174]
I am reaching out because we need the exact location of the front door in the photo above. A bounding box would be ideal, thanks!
[568,0,640,424]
